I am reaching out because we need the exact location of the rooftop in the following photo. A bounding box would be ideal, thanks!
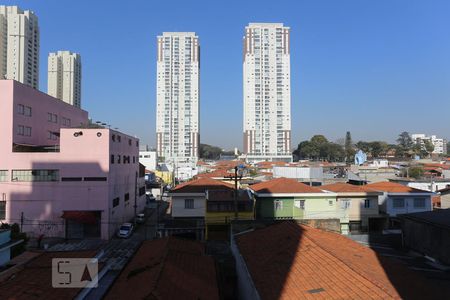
[171,177,234,193]
[249,177,325,194]
[236,221,447,299]
[0,250,97,299]
[366,181,430,193]
[104,237,219,300]
[320,182,381,194]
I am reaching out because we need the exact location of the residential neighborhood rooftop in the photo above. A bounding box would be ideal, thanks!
[398,209,450,228]
[249,177,325,194]
[104,237,219,300]
[236,221,448,300]
[366,181,431,193]
[320,182,381,193]
[170,177,234,193]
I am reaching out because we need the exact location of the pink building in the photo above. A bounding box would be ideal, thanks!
[0,80,146,239]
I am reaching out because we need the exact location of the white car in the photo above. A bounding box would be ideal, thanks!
[117,223,134,238]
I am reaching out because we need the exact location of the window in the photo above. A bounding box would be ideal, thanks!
[294,199,305,209]
[61,177,82,181]
[364,199,371,208]
[48,131,57,140]
[139,186,145,196]
[111,155,114,164]
[117,155,121,164]
[17,104,31,116]
[414,198,425,208]
[274,200,283,211]
[341,199,351,209]
[113,197,119,207]
[393,198,405,208]
[328,200,334,206]
[124,193,130,202]
[11,170,59,182]
[62,117,71,126]
[17,125,31,136]
[84,177,107,181]
[185,199,194,209]
[0,201,5,219]
[0,171,8,182]
[47,113,58,123]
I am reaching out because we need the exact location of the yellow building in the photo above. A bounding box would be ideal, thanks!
[205,189,254,240]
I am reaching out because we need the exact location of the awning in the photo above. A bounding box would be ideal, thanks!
[61,211,98,224]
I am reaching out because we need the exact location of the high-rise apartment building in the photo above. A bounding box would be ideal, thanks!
[48,51,82,107]
[0,5,39,89]
[243,23,292,162]
[156,32,200,164]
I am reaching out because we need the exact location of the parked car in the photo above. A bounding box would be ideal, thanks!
[135,213,145,224]
[117,223,134,238]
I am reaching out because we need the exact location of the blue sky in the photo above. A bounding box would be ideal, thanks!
[6,0,450,149]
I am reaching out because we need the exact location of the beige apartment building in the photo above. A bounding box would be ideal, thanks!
[48,51,82,108]
[0,5,39,89]
[243,23,292,162]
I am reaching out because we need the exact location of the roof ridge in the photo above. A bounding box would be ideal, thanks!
[301,227,399,298]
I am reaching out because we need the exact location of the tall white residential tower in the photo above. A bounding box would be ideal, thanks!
[48,51,82,107]
[243,23,292,162]
[0,5,39,88]
[156,32,200,164]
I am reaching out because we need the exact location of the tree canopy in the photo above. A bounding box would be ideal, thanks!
[293,135,345,161]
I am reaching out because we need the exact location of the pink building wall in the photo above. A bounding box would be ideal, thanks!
[0,80,146,239]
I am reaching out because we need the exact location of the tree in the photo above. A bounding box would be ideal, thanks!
[369,141,388,158]
[199,144,223,160]
[355,141,371,153]
[396,132,413,158]
[0,223,28,257]
[293,135,345,161]
[424,140,434,156]
[408,166,424,179]
[344,131,355,163]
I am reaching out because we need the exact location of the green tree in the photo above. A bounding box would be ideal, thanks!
[396,132,413,158]
[369,141,388,158]
[293,135,345,161]
[199,144,223,160]
[344,131,355,163]
[424,140,434,156]
[408,166,424,179]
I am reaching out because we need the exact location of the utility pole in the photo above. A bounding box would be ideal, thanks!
[134,171,138,225]
[234,166,238,219]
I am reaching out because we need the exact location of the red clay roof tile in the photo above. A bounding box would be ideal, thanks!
[366,181,430,193]
[236,222,448,300]
[171,177,234,193]
[249,177,325,194]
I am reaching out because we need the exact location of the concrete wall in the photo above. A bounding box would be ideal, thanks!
[401,218,450,265]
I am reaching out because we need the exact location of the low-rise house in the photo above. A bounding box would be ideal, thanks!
[439,187,450,209]
[320,183,382,233]
[205,189,254,240]
[249,178,337,221]
[105,237,219,300]
[169,177,235,219]
[366,182,433,218]
[232,221,446,299]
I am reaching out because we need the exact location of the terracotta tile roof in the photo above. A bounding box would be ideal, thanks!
[207,189,252,202]
[105,237,219,300]
[320,182,380,193]
[249,177,325,194]
[366,181,430,193]
[196,169,234,179]
[0,250,97,300]
[171,177,234,193]
[236,221,447,300]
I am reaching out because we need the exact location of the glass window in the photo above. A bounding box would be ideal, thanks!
[11,169,59,182]
[274,200,283,211]
[393,198,405,208]
[113,197,119,207]
[364,199,371,208]
[414,198,425,208]
[0,170,8,182]
[17,104,24,115]
[0,201,5,219]
[294,199,305,209]
[185,199,194,209]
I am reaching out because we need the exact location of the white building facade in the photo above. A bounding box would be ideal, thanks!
[412,134,447,155]
[243,23,292,162]
[48,51,82,108]
[156,32,200,165]
[0,5,39,89]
